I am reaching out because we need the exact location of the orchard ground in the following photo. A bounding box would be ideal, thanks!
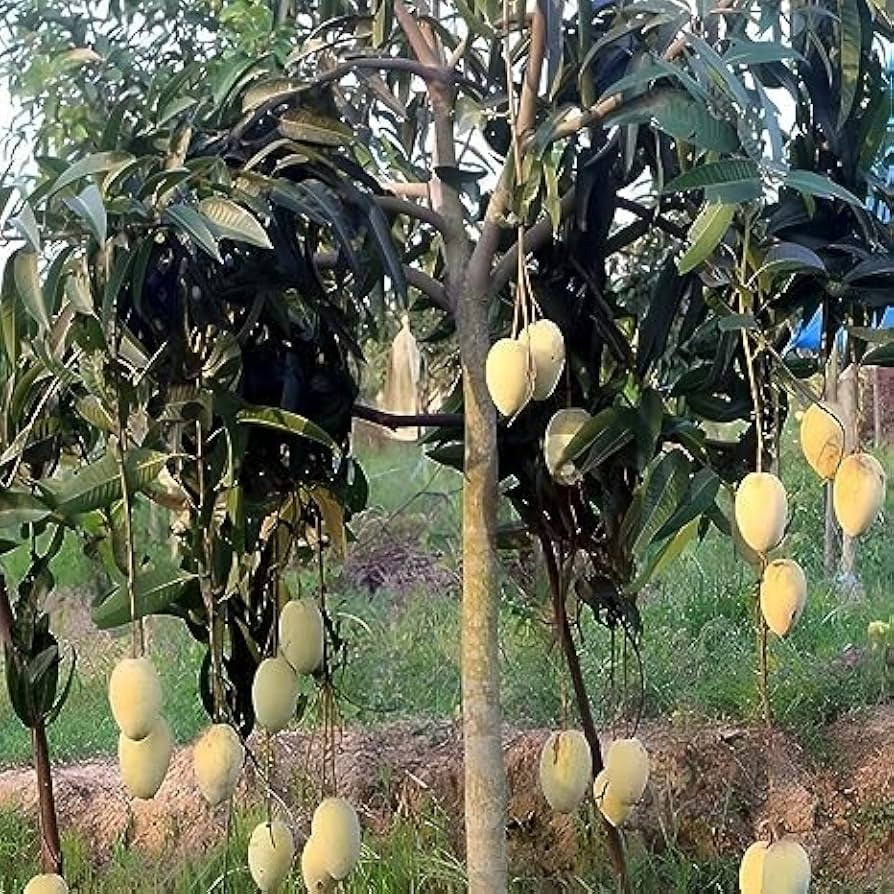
[0,424,892,892]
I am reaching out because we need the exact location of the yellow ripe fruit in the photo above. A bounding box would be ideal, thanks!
[108,657,162,741]
[800,403,846,480]
[23,875,69,894]
[485,338,533,418]
[119,716,172,799]
[760,559,807,637]
[310,797,361,880]
[833,453,886,537]
[192,723,244,806]
[252,656,299,732]
[279,599,324,675]
[538,730,593,813]
[519,319,566,401]
[544,409,591,486]
[248,820,295,893]
[604,737,650,804]
[592,769,632,827]
[734,472,788,554]
[739,841,769,894]
[762,838,811,894]
[301,835,336,893]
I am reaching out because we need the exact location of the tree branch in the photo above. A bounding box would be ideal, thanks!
[616,196,687,241]
[516,6,546,138]
[394,0,441,67]
[403,264,451,311]
[352,403,462,429]
[490,189,576,293]
[315,55,454,88]
[381,181,431,199]
[376,194,448,235]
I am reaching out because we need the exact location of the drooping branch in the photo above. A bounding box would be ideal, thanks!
[539,536,632,894]
[315,55,455,87]
[352,403,462,429]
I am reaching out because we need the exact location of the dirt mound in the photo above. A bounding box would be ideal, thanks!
[1,711,892,886]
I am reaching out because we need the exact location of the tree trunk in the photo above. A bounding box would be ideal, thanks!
[428,80,508,892]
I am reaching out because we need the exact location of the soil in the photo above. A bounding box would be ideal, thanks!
[1,710,891,889]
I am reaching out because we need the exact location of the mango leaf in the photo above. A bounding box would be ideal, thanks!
[630,449,691,554]
[10,201,41,252]
[677,202,735,274]
[862,342,894,366]
[723,39,803,66]
[40,449,170,518]
[236,405,338,453]
[13,249,50,331]
[663,159,761,195]
[562,406,636,471]
[0,490,52,528]
[627,517,700,594]
[604,88,738,153]
[92,567,198,629]
[838,0,862,127]
[44,151,133,200]
[782,170,864,208]
[843,256,894,283]
[62,183,107,244]
[754,242,827,280]
[652,467,721,542]
[279,110,353,146]
[198,197,272,250]
[162,204,222,262]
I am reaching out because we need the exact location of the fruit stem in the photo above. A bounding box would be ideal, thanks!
[756,567,772,727]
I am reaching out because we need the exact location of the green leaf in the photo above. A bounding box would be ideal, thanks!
[754,242,826,280]
[92,567,198,629]
[10,201,41,252]
[630,449,690,554]
[278,110,353,146]
[162,204,222,262]
[13,249,50,331]
[652,467,721,542]
[236,405,338,453]
[198,197,272,250]
[44,151,133,200]
[373,0,393,46]
[862,342,894,367]
[677,202,735,274]
[0,491,51,528]
[62,183,107,244]
[782,170,864,208]
[604,88,739,153]
[627,516,699,594]
[838,0,862,127]
[663,159,761,195]
[40,449,170,518]
[562,406,635,471]
[723,39,803,67]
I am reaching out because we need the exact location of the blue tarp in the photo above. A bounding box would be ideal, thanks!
[786,306,894,353]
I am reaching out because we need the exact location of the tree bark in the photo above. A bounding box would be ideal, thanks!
[837,363,860,593]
